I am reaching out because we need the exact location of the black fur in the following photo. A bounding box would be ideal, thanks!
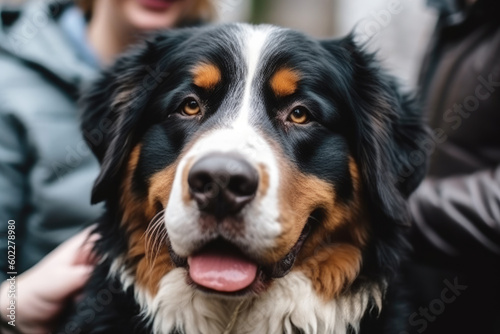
[61,24,429,334]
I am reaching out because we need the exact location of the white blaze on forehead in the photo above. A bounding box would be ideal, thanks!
[234,25,275,126]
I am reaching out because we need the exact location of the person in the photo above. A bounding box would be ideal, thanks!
[0,0,214,332]
[406,0,500,333]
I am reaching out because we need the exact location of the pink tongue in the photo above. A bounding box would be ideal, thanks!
[188,250,258,292]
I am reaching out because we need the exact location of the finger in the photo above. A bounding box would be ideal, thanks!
[74,231,101,266]
[46,226,98,265]
[47,265,94,301]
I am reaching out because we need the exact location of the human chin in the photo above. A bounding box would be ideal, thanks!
[124,0,190,31]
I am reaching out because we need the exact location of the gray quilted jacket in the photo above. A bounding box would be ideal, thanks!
[0,0,103,281]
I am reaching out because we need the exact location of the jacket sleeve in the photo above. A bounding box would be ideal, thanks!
[409,166,500,265]
[0,110,30,282]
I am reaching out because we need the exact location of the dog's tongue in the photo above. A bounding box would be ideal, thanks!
[188,249,257,292]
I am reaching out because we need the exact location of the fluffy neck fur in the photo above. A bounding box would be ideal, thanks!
[111,260,382,334]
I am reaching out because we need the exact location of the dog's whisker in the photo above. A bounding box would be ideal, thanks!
[146,225,164,260]
[144,218,164,253]
[149,219,166,258]
[144,210,167,263]
[146,218,164,249]
[144,209,166,237]
[152,229,169,266]
[146,216,168,265]
[147,225,169,274]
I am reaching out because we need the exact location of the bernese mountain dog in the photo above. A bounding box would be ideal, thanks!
[62,23,429,334]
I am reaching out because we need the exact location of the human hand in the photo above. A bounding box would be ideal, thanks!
[0,226,99,334]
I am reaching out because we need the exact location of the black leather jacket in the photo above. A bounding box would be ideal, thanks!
[410,0,500,269]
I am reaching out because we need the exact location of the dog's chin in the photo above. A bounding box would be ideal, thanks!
[168,221,312,297]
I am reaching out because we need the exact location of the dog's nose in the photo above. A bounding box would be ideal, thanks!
[188,153,259,218]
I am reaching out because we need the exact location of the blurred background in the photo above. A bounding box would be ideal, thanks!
[215,0,437,88]
[0,0,437,87]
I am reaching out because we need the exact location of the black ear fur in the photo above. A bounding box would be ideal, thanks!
[80,34,175,204]
[321,36,430,225]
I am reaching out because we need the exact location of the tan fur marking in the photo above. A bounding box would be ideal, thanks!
[270,68,300,97]
[264,153,369,300]
[148,166,178,211]
[181,157,196,205]
[120,144,179,295]
[258,163,270,198]
[120,145,153,227]
[192,63,221,90]
[299,243,362,299]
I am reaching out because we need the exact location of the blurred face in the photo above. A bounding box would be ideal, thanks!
[116,0,199,31]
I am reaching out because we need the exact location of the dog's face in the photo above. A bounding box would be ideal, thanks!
[160,28,363,295]
[84,24,427,307]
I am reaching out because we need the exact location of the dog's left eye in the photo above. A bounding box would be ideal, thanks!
[182,98,201,116]
[288,107,310,124]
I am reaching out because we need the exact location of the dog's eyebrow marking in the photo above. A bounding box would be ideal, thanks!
[192,63,221,90]
[270,68,300,97]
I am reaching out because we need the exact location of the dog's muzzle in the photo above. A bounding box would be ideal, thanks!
[183,153,260,292]
[167,152,312,295]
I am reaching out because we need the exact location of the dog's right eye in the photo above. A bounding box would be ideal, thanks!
[288,106,310,124]
[182,98,201,116]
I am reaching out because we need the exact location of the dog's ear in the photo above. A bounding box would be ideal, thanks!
[321,36,430,225]
[81,33,177,204]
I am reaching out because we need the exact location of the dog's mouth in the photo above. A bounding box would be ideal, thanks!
[168,222,313,296]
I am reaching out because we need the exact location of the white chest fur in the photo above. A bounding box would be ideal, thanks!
[124,268,381,334]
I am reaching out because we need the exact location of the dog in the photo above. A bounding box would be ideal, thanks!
[62,23,428,334]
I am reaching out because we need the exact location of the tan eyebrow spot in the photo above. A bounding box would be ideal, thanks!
[270,68,300,97]
[192,63,221,90]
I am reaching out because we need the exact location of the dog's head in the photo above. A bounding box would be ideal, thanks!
[83,24,427,302]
